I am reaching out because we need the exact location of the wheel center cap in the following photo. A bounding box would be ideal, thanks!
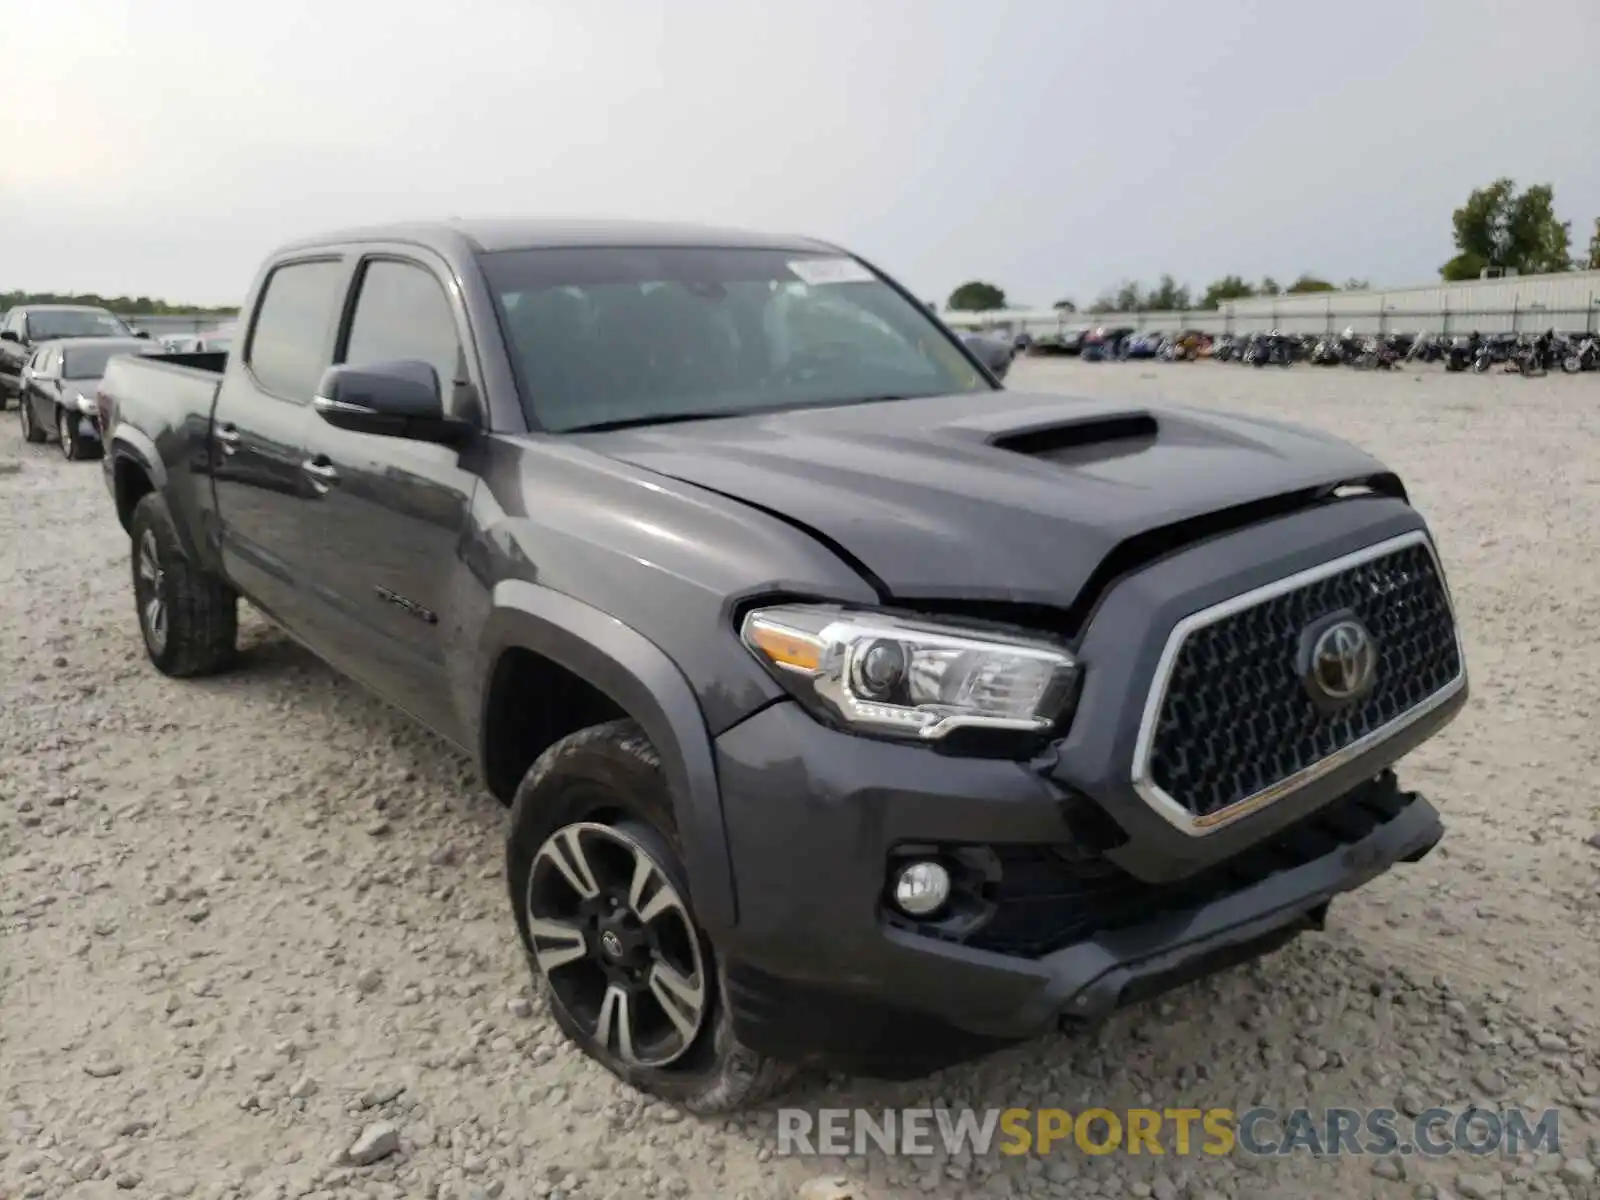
[599,929,625,959]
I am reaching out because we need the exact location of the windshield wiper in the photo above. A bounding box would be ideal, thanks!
[562,410,749,433]
[562,394,933,434]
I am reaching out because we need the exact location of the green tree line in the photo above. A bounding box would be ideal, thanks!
[947,176,1600,313]
[1,290,237,316]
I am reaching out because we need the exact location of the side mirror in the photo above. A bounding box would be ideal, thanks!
[313,360,473,447]
[0,330,17,343]
[134,330,151,339]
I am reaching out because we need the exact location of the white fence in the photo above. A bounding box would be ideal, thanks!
[944,269,1600,339]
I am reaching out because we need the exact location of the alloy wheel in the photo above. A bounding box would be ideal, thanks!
[136,529,167,654]
[58,408,74,458]
[525,821,708,1068]
[19,399,32,439]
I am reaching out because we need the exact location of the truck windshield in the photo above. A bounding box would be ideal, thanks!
[27,310,132,341]
[479,246,991,433]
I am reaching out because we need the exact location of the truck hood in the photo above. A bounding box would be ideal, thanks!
[584,391,1394,607]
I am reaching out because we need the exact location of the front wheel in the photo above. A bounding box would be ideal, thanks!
[1563,355,1583,374]
[507,721,797,1113]
[58,406,97,461]
[129,493,238,676]
[19,397,46,444]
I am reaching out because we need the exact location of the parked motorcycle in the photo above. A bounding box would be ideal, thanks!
[1472,333,1518,374]
[1353,336,1401,370]
[1445,333,1482,372]
[1243,330,1295,367]
[1562,335,1599,373]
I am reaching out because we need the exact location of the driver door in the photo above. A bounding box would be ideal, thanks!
[292,251,482,743]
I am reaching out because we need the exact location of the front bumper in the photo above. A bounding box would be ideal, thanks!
[710,498,1465,1075]
[715,701,1442,1075]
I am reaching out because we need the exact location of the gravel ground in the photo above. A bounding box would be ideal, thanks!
[2,360,1598,1200]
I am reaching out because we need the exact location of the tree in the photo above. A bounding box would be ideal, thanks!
[1440,178,1572,280]
[1259,276,1282,296]
[1341,278,1371,291]
[947,281,1007,311]
[0,289,236,316]
[1143,274,1192,311]
[1585,219,1600,271]
[1285,274,1336,294]
[1113,280,1143,312]
[1052,298,1077,312]
[1200,275,1255,310]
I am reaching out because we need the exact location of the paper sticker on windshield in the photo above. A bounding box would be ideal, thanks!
[788,257,875,285]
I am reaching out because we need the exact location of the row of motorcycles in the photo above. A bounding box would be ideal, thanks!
[1211,331,1394,367]
[1415,330,1600,375]
[1206,328,1600,374]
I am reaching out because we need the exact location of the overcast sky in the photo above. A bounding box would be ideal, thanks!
[3,0,1596,308]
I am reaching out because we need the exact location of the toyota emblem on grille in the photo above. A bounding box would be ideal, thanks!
[1300,614,1378,708]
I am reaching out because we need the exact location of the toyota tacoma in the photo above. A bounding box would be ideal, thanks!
[97,219,1468,1111]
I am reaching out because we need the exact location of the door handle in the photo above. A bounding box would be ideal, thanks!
[301,459,339,493]
[215,425,241,456]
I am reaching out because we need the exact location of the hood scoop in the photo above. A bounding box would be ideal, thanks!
[989,412,1160,462]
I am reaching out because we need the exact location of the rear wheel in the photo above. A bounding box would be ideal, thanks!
[507,720,796,1113]
[129,493,238,676]
[19,397,46,444]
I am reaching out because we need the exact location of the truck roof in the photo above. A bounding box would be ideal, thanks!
[275,218,840,257]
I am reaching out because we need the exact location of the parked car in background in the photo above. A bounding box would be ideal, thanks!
[17,336,159,459]
[156,325,234,354]
[195,323,236,352]
[959,331,1015,379]
[1022,325,1088,356]
[1080,324,1136,362]
[0,305,145,407]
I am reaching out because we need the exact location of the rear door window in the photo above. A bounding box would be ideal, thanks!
[246,259,347,401]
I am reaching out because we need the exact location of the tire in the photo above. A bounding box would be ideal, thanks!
[129,493,238,677]
[1564,355,1582,374]
[1472,358,1490,374]
[19,396,46,444]
[507,720,797,1113]
[57,406,97,461]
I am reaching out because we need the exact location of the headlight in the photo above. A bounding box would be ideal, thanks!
[740,604,1079,741]
[76,392,97,414]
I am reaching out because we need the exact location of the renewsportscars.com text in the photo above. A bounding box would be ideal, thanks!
[777,1106,1563,1159]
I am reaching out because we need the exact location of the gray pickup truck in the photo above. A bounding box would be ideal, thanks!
[98,219,1468,1112]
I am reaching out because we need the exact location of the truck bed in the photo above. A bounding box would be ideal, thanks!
[100,349,228,419]
[139,350,229,377]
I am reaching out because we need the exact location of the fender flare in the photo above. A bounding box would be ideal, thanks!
[108,427,215,568]
[108,426,168,522]
[478,581,738,932]
[110,424,166,484]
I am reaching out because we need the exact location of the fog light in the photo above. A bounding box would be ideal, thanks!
[892,860,951,917]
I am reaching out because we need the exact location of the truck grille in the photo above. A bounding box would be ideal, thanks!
[1138,534,1462,826]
